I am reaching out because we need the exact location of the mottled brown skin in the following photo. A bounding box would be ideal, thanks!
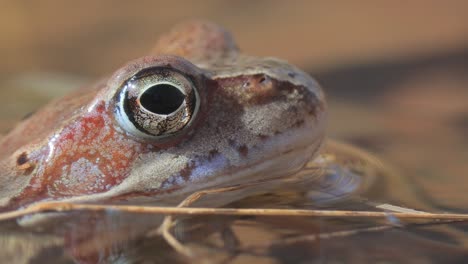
[0,21,326,211]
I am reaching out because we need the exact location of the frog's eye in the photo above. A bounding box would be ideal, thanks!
[116,68,200,140]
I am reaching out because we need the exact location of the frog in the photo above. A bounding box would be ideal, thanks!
[0,21,328,212]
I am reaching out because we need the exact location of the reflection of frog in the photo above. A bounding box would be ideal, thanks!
[0,21,326,210]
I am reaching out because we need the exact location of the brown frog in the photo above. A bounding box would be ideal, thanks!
[0,21,327,211]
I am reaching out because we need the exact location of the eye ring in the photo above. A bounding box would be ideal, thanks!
[115,67,200,140]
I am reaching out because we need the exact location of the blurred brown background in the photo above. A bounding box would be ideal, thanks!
[2,1,468,76]
[1,1,468,210]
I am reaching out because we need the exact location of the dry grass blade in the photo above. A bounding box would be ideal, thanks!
[1,201,468,222]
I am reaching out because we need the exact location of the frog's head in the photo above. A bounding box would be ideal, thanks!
[101,21,327,202]
[0,21,326,207]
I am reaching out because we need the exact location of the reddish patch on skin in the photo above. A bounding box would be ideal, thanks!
[11,102,150,207]
[5,78,210,209]
[46,102,144,196]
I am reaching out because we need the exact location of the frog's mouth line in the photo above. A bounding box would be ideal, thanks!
[16,139,323,229]
[161,141,324,207]
[38,135,323,207]
[135,135,324,205]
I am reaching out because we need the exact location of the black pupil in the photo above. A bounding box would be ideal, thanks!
[140,84,185,115]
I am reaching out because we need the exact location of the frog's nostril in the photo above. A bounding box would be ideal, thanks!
[140,84,185,115]
[16,152,35,175]
[16,152,28,166]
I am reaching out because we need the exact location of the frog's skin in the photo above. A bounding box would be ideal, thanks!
[0,21,326,211]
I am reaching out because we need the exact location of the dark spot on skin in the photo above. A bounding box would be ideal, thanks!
[257,134,269,141]
[227,139,249,157]
[179,161,196,182]
[16,152,35,175]
[288,72,296,78]
[208,149,219,160]
[293,119,305,128]
[281,149,294,155]
[216,75,321,113]
[16,152,28,166]
[237,145,249,157]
